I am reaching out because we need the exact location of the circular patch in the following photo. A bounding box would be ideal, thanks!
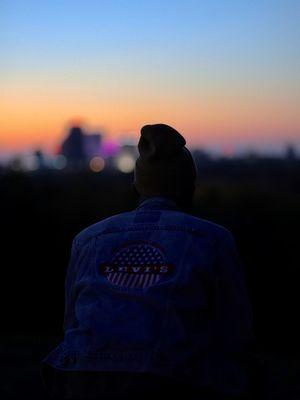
[99,242,173,289]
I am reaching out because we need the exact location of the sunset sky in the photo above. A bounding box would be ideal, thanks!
[1,0,300,155]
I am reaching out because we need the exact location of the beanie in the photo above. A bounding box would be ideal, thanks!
[134,124,197,206]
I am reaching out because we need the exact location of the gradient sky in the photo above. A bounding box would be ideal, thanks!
[1,0,300,154]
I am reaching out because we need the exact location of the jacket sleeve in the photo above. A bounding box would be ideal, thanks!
[63,237,93,331]
[63,238,81,331]
[214,230,253,355]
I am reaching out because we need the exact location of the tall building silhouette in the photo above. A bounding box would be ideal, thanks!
[60,126,102,169]
[61,126,86,168]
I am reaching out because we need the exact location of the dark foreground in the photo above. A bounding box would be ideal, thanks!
[1,156,300,398]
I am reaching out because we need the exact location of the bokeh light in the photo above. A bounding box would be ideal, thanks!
[53,155,67,170]
[116,154,135,173]
[89,156,105,172]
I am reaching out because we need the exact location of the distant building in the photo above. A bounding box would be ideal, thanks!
[119,143,138,158]
[84,133,102,159]
[60,126,102,169]
[61,126,86,168]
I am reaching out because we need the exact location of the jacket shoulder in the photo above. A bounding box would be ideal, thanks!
[73,209,233,248]
[181,213,234,241]
[73,211,134,247]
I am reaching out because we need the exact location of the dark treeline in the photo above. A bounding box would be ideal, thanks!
[1,156,300,361]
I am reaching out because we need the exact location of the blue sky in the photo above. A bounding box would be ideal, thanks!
[1,0,299,154]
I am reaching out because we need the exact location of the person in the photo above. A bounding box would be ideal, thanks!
[42,124,252,399]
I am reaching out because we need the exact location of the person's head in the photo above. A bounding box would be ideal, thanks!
[133,124,197,211]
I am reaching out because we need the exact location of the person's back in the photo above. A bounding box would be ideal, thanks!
[42,124,252,399]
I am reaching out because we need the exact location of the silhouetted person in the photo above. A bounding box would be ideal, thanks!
[42,124,252,399]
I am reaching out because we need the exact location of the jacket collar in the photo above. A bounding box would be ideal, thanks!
[137,196,181,211]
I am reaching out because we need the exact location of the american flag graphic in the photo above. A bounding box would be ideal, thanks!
[100,243,172,289]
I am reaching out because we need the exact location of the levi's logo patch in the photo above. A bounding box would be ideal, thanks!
[99,242,173,289]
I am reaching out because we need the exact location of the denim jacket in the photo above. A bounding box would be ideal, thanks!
[43,197,252,396]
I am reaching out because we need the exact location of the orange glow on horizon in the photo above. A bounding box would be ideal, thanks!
[1,88,300,153]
